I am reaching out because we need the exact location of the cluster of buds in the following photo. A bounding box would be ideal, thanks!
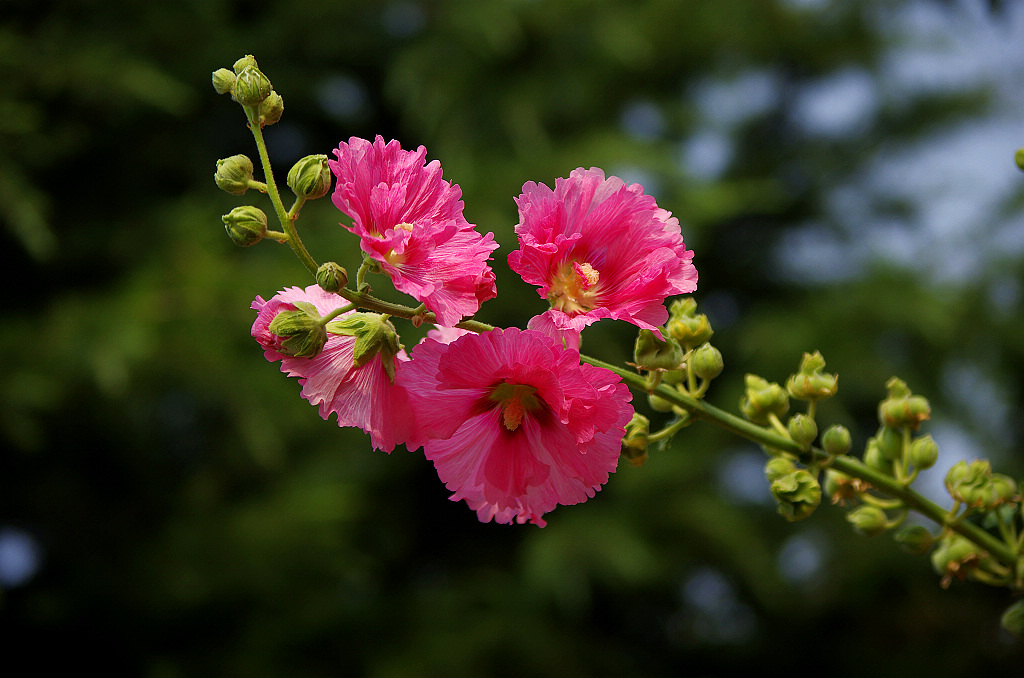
[945,460,1019,512]
[212,56,335,250]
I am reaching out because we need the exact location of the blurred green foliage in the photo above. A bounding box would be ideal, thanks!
[2,0,1024,675]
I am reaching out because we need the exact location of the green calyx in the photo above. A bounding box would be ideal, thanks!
[288,154,332,200]
[327,312,402,382]
[785,351,838,401]
[665,298,713,346]
[740,374,789,426]
[268,301,328,358]
[769,467,821,522]
[633,329,683,371]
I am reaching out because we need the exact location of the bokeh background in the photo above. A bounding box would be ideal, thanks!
[3,0,1024,675]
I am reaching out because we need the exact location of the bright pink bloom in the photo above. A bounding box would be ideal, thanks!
[329,136,498,326]
[398,327,633,526]
[251,284,412,452]
[508,167,697,344]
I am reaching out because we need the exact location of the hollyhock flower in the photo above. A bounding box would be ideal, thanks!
[251,284,412,452]
[507,167,698,345]
[399,327,633,526]
[329,136,498,326]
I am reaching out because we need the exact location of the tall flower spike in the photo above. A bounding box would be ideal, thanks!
[329,136,498,326]
[398,327,634,526]
[251,284,412,452]
[508,167,697,347]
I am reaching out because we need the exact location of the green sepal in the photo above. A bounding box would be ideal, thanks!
[267,301,327,358]
[327,312,402,382]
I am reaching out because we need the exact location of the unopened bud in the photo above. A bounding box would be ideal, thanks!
[862,438,891,474]
[232,55,259,74]
[222,205,267,247]
[894,525,934,555]
[878,377,931,430]
[691,342,724,380]
[315,262,348,293]
[930,534,983,587]
[621,413,651,468]
[214,154,254,195]
[258,91,284,127]
[823,468,860,505]
[787,413,818,448]
[1016,148,1024,172]
[945,459,1017,510]
[212,68,236,95]
[785,351,838,401]
[821,425,852,456]
[233,65,273,107]
[739,374,789,426]
[287,154,332,200]
[769,468,821,522]
[874,426,903,462]
[267,301,328,358]
[634,329,683,371]
[647,393,675,413]
[666,298,713,346]
[846,505,889,537]
[908,434,938,470]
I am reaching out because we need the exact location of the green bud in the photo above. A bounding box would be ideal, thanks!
[787,413,818,448]
[666,298,713,346]
[267,301,328,358]
[233,55,259,74]
[233,65,273,107]
[769,468,821,522]
[1001,600,1024,638]
[878,377,931,430]
[327,313,402,383]
[661,369,685,386]
[821,424,852,456]
[739,374,789,426]
[894,525,934,555]
[862,438,891,474]
[214,154,255,195]
[621,412,651,468]
[257,90,284,127]
[908,434,938,470]
[846,505,889,537]
[690,342,724,380]
[1016,148,1024,172]
[785,351,838,401]
[212,68,236,95]
[287,154,332,200]
[647,393,675,413]
[875,425,903,462]
[764,456,797,483]
[315,262,348,293]
[222,205,267,247]
[930,534,982,587]
[633,329,683,371]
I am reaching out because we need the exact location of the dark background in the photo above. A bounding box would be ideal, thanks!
[3,1,1024,675]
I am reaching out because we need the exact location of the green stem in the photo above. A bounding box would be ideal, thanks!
[244,107,318,276]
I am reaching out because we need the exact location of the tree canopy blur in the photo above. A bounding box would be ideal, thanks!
[3,0,1024,675]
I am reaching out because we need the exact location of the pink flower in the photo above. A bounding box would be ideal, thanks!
[398,327,633,526]
[329,136,499,326]
[507,167,697,344]
[251,284,412,452]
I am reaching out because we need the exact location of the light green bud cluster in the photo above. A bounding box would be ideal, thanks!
[665,298,713,347]
[878,377,931,430]
[211,55,283,127]
[945,460,1019,511]
[785,351,838,401]
[767,465,821,522]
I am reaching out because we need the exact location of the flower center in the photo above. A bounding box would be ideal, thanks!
[488,382,541,432]
[384,223,414,265]
[547,261,601,315]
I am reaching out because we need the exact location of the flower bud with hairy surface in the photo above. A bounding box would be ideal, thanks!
[315,262,348,293]
[222,205,267,247]
[233,65,273,107]
[212,68,235,95]
[846,505,889,537]
[821,424,852,456]
[214,154,254,195]
[633,329,683,371]
[288,154,332,200]
[691,342,723,380]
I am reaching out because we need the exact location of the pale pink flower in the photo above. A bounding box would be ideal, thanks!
[251,284,411,452]
[508,167,697,345]
[398,327,633,526]
[329,136,498,326]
